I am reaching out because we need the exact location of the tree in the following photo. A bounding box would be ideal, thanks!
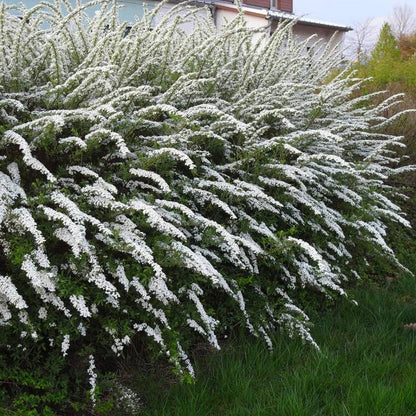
[391,4,416,39]
[390,4,416,59]
[398,31,416,59]
[347,18,377,62]
[371,22,401,62]
[361,23,402,85]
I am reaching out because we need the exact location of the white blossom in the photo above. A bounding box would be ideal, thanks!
[38,307,48,320]
[149,148,196,170]
[87,355,97,406]
[0,275,27,319]
[69,295,91,318]
[129,168,171,193]
[2,131,56,182]
[61,334,70,357]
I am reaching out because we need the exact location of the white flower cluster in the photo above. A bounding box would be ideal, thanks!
[115,382,142,413]
[61,334,70,357]
[87,354,97,406]
[148,148,196,171]
[0,274,27,323]
[130,167,171,194]
[69,295,91,318]
[2,131,56,182]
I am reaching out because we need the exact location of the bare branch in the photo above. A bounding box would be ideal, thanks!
[391,4,416,38]
[346,18,377,61]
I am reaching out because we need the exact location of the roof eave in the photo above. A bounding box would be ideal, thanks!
[267,11,353,32]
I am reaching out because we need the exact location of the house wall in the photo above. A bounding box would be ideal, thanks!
[151,1,212,32]
[213,0,293,12]
[290,23,345,46]
[243,0,270,9]
[7,0,212,31]
[154,2,346,48]
[278,0,292,13]
[269,20,346,58]
[216,6,346,48]
[7,0,346,47]
[5,0,152,24]
[214,5,271,41]
[238,0,293,12]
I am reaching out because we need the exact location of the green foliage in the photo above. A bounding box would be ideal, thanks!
[353,21,416,180]
[371,23,401,62]
[0,350,81,415]
[356,23,414,86]
[362,24,402,85]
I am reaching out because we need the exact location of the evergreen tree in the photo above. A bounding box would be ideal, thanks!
[371,22,401,62]
[363,22,402,84]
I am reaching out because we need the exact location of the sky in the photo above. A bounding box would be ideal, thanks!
[293,0,415,55]
[293,0,410,28]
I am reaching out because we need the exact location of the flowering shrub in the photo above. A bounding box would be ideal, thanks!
[0,0,412,411]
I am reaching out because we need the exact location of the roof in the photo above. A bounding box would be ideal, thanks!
[210,1,352,32]
[267,10,352,32]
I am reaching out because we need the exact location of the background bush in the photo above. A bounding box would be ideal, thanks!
[355,22,416,161]
[354,21,416,225]
[0,2,412,413]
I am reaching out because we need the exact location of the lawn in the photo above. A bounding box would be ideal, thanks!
[135,228,416,416]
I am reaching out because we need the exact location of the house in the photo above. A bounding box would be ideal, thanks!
[212,0,352,44]
[8,0,352,45]
[149,0,352,46]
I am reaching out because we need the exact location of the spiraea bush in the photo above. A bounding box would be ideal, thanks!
[0,1,413,413]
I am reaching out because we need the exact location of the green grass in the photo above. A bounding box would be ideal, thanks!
[131,229,416,416]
